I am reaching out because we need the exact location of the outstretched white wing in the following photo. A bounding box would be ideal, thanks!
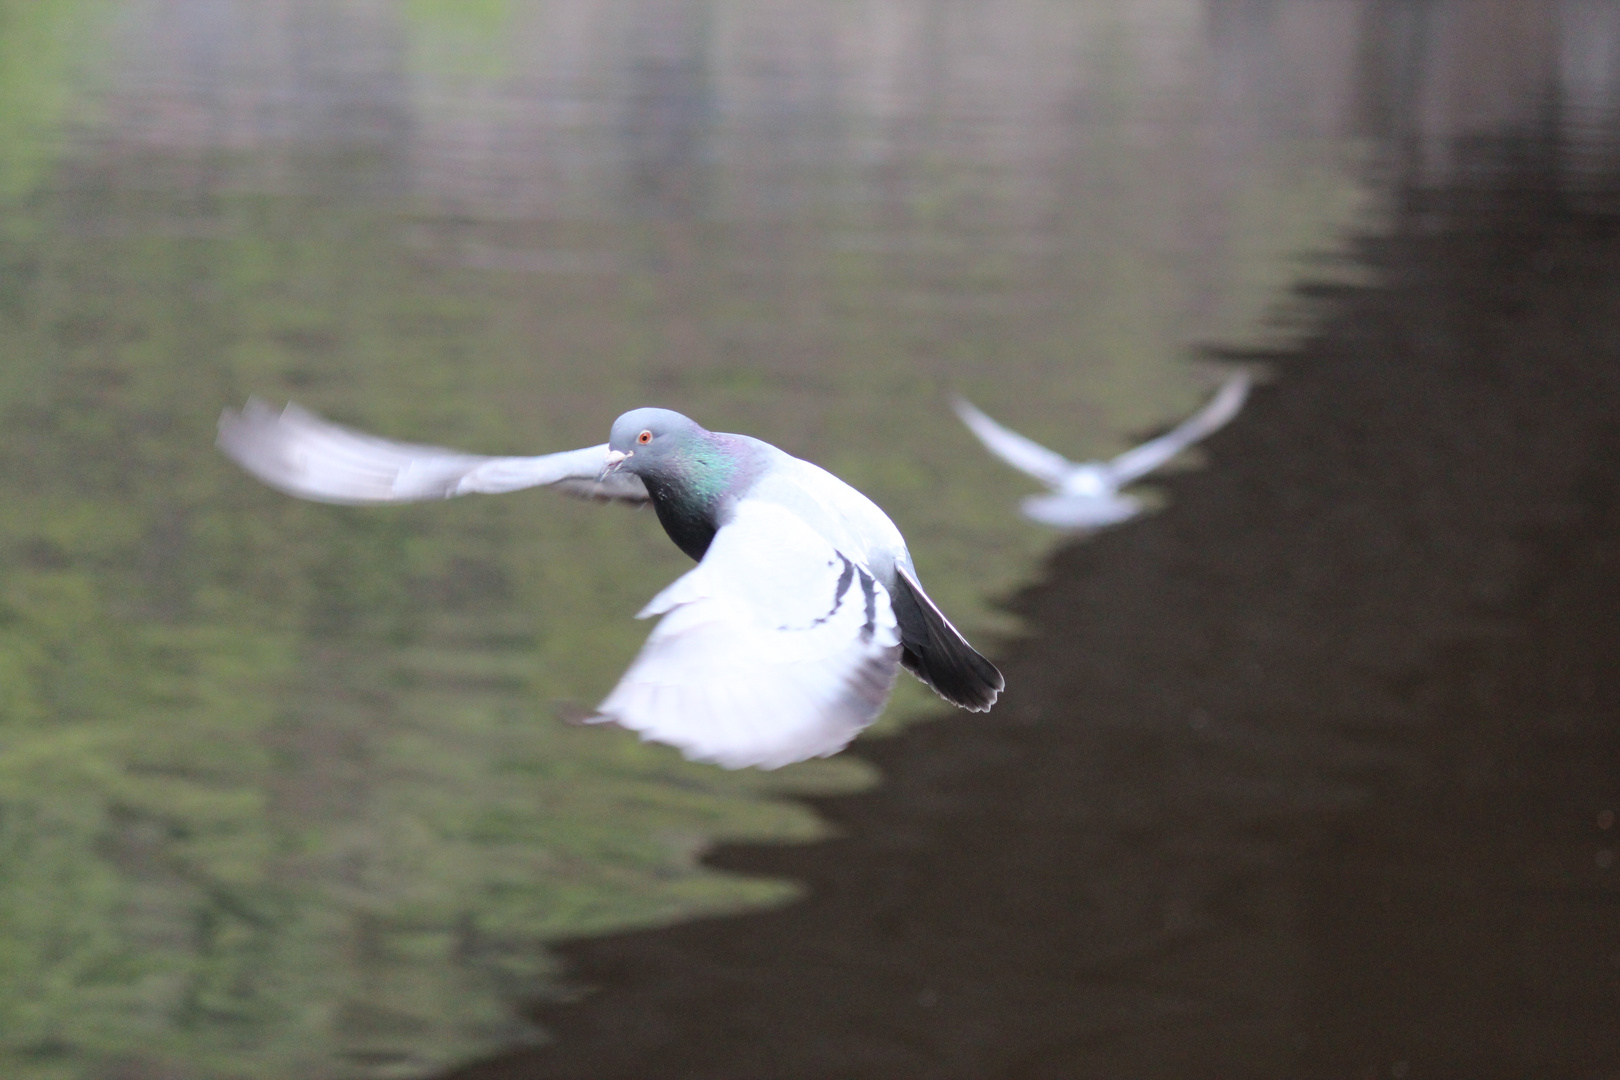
[1104,373,1251,487]
[951,397,1075,489]
[596,500,903,769]
[218,398,648,505]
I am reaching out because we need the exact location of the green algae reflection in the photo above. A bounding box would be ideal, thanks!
[0,1,1374,1076]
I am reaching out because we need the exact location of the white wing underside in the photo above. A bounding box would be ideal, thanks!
[954,373,1251,495]
[596,500,903,770]
[1103,373,1251,486]
[217,398,649,505]
[951,398,1074,488]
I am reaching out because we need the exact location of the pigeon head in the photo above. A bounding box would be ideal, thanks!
[603,408,741,560]
[603,408,710,479]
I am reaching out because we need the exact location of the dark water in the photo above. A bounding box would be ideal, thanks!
[1,2,1618,1079]
[454,150,1620,1080]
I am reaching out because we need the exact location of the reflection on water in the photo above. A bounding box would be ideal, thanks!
[0,1,1609,1078]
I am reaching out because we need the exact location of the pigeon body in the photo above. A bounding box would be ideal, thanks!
[218,400,1002,769]
[954,373,1251,531]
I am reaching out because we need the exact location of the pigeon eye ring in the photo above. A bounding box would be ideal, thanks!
[637,430,653,445]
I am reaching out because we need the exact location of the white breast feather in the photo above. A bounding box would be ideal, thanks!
[595,500,903,769]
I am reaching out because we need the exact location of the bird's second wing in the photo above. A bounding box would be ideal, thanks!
[595,500,903,770]
[951,397,1075,489]
[218,398,648,505]
[1104,373,1251,487]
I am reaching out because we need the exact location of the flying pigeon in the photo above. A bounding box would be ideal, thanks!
[218,400,1003,769]
[953,373,1251,531]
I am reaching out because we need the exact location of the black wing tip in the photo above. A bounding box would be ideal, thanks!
[902,646,1004,712]
[966,659,1007,712]
[890,564,1005,713]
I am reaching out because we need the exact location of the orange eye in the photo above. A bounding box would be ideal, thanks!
[637,430,652,445]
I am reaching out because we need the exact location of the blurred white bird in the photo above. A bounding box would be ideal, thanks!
[953,373,1251,531]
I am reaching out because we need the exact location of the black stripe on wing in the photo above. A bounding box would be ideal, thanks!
[801,553,881,645]
[857,566,880,644]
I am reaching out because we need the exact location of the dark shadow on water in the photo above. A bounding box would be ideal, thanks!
[445,143,1620,1080]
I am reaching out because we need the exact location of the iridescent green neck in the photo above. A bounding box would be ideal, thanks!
[681,437,739,500]
[644,436,740,561]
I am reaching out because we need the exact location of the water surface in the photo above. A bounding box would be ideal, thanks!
[5,2,1609,1078]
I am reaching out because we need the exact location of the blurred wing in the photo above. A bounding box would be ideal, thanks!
[1104,373,1251,487]
[596,500,903,770]
[951,397,1075,489]
[218,398,648,505]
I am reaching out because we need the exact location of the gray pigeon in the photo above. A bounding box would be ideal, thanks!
[953,373,1250,531]
[218,400,1003,769]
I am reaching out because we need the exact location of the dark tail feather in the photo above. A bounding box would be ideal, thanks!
[890,565,1004,712]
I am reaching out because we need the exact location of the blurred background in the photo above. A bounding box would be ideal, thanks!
[1,2,1617,1078]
